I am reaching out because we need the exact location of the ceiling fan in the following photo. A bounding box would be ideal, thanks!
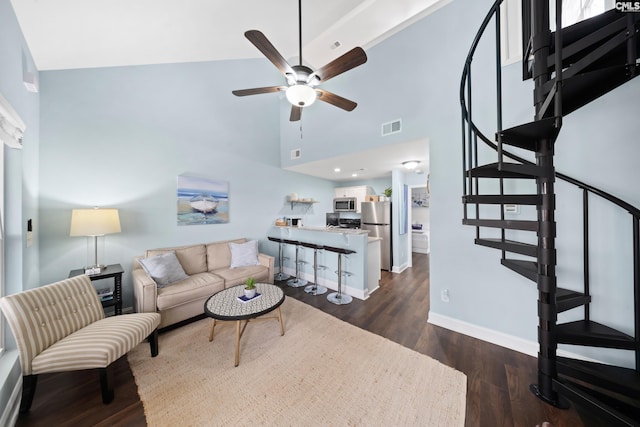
[232,0,367,122]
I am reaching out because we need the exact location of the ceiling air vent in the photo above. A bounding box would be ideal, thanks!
[291,148,302,160]
[381,119,402,136]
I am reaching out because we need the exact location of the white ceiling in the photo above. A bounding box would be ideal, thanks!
[10,0,442,180]
[285,139,429,182]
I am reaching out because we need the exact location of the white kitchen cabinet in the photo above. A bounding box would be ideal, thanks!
[334,185,374,212]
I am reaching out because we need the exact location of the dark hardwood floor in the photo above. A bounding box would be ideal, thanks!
[16,253,596,426]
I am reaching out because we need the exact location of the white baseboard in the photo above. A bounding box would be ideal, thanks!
[0,374,21,427]
[428,311,603,363]
[391,263,409,274]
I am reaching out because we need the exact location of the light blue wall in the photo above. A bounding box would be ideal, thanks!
[282,0,640,367]
[39,60,336,308]
[1,0,637,396]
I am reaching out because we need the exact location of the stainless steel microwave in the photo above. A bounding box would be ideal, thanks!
[333,197,357,212]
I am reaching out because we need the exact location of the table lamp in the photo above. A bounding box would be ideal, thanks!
[70,208,121,274]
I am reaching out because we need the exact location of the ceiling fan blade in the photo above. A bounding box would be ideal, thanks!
[232,86,287,96]
[312,47,367,83]
[316,89,357,111]
[245,30,295,77]
[290,106,302,122]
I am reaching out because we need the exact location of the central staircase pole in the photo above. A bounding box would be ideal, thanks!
[527,0,566,407]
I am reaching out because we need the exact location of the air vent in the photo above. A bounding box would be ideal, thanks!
[291,148,302,160]
[381,119,402,136]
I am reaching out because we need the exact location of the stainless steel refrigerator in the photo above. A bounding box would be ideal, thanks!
[361,201,392,271]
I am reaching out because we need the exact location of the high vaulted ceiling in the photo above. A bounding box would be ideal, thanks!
[11,0,448,71]
[11,0,442,182]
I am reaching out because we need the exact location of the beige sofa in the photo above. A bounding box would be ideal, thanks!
[133,238,274,328]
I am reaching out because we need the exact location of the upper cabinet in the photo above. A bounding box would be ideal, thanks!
[334,185,374,213]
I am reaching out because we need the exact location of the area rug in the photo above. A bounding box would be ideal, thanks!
[128,298,466,426]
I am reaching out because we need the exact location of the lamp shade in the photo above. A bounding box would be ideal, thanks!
[285,84,317,107]
[70,208,121,237]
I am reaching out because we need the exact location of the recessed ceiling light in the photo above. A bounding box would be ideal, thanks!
[352,173,358,177]
[334,167,341,172]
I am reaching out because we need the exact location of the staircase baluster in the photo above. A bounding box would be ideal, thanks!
[582,188,590,322]
[634,216,640,371]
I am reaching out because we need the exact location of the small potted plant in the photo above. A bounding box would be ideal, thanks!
[244,277,257,299]
[383,187,392,200]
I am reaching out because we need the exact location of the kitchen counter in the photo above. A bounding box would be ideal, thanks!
[277,225,369,235]
[267,226,378,300]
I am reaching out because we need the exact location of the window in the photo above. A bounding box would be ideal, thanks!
[0,93,25,356]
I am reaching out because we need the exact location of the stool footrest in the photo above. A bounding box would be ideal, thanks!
[335,270,353,276]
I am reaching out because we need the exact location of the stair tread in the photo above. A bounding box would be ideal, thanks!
[557,320,636,349]
[475,239,537,257]
[557,356,640,396]
[463,218,538,231]
[463,194,542,205]
[556,288,592,313]
[553,379,640,426]
[501,259,538,281]
[541,65,638,118]
[550,9,628,50]
[468,162,548,178]
[548,9,639,69]
[497,117,560,151]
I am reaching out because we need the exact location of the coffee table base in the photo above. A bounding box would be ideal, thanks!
[208,306,285,367]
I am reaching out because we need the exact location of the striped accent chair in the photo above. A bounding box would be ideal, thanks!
[0,274,161,413]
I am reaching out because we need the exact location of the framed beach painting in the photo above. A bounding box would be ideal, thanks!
[177,174,229,225]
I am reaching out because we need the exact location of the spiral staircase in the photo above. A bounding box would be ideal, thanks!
[460,1,640,425]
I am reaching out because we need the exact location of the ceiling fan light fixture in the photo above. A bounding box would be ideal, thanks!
[286,84,317,107]
[402,160,420,170]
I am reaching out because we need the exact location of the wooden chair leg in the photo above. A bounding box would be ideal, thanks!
[148,328,159,357]
[20,375,38,413]
[99,367,114,404]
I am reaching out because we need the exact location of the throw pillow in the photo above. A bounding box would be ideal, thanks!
[229,240,260,268]
[138,251,189,288]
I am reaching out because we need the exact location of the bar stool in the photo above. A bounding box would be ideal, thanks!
[300,242,328,295]
[285,239,308,287]
[268,236,290,281]
[324,246,355,305]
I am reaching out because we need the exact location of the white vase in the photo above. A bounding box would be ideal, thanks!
[244,288,256,299]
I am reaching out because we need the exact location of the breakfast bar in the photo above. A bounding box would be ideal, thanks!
[267,226,381,300]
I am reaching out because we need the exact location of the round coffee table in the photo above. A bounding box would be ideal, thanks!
[204,283,285,366]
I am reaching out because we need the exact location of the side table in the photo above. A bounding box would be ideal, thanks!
[69,263,124,315]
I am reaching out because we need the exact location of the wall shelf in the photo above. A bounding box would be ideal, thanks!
[289,200,318,210]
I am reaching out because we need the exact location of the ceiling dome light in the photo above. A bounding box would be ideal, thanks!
[402,160,420,170]
[286,84,317,107]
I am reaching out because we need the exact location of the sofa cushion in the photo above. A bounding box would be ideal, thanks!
[138,252,189,288]
[156,272,224,311]
[229,240,260,268]
[213,265,269,288]
[147,244,207,275]
[206,239,245,271]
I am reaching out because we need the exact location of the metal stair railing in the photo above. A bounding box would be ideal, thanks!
[460,0,640,409]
